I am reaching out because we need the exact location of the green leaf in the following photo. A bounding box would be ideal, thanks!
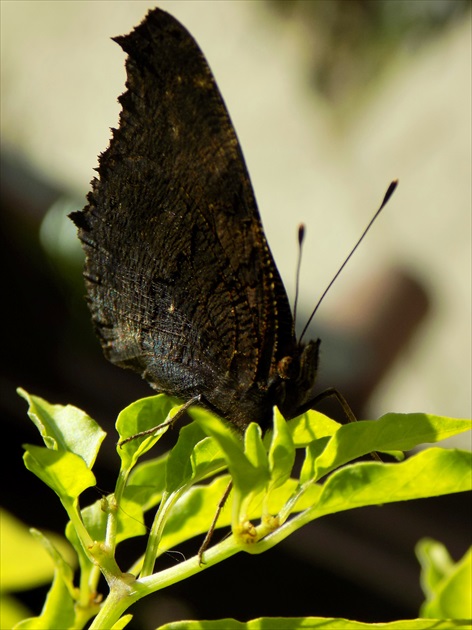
[286,409,341,447]
[417,539,472,619]
[305,448,471,518]
[23,445,96,501]
[23,445,97,561]
[314,413,471,480]
[189,407,261,496]
[158,475,233,552]
[299,439,330,485]
[116,395,181,471]
[165,422,208,492]
[268,411,295,490]
[377,413,471,446]
[111,615,133,629]
[245,423,269,473]
[18,388,105,468]
[417,538,456,598]
[189,435,227,481]
[156,616,472,629]
[29,529,76,599]
[123,454,169,512]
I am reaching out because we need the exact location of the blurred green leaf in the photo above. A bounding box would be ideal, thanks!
[0,593,31,630]
[0,510,74,592]
[14,570,76,629]
[417,539,472,619]
[417,538,456,597]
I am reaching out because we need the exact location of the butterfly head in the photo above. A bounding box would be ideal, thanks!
[274,338,321,420]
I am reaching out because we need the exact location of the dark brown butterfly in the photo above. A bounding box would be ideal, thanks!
[71,8,392,432]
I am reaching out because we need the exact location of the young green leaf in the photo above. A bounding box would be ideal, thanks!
[302,448,472,519]
[122,454,169,512]
[268,411,295,490]
[285,409,341,447]
[158,475,233,552]
[115,395,181,471]
[189,435,227,481]
[314,413,471,480]
[23,445,96,502]
[245,423,269,473]
[165,422,208,493]
[188,407,263,496]
[18,389,105,469]
[299,438,330,485]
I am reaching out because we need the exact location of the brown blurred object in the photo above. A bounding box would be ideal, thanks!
[332,268,430,414]
[268,0,471,104]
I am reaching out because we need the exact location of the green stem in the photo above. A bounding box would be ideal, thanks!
[63,500,95,552]
[140,489,183,577]
[277,481,311,524]
[88,573,139,630]
[89,534,241,628]
[246,504,327,555]
[106,463,133,556]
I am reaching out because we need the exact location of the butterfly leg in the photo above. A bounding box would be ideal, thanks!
[118,394,202,446]
[198,479,233,566]
[308,387,357,423]
[306,388,382,462]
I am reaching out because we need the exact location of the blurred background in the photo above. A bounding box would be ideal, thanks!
[1,1,471,628]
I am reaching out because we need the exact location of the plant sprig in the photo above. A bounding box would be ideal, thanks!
[15,389,471,629]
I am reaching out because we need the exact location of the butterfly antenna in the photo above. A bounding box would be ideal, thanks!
[292,224,305,330]
[299,180,398,343]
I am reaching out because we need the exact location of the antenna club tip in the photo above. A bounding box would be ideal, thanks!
[382,179,399,207]
[298,224,305,245]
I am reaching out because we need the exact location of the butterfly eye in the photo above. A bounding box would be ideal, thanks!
[277,356,297,380]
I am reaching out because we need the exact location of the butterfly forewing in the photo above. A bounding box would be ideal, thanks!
[72,8,302,430]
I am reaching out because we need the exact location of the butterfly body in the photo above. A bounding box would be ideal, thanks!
[71,8,320,431]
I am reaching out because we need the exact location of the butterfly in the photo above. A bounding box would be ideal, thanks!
[71,8,393,432]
